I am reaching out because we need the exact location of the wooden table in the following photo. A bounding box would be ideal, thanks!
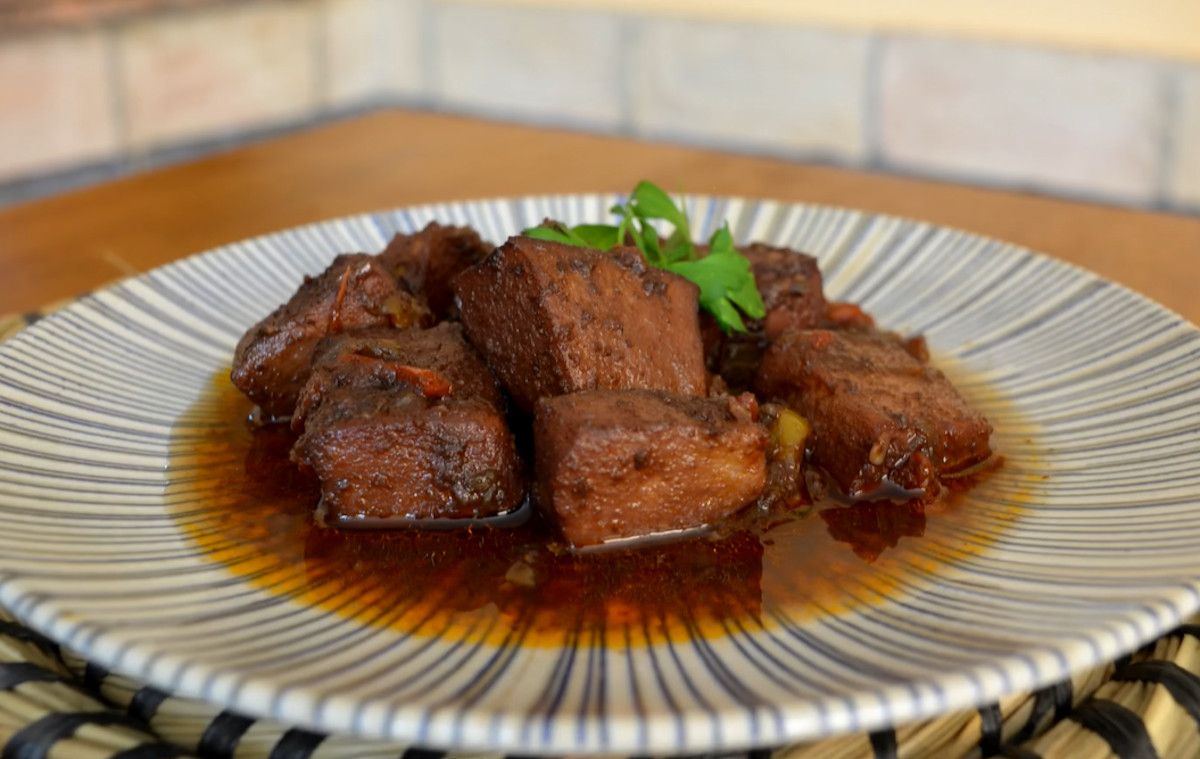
[2,109,1198,322]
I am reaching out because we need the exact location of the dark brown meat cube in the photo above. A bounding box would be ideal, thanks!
[292,323,504,431]
[534,389,767,547]
[294,394,523,523]
[756,329,992,498]
[379,222,492,320]
[454,236,707,412]
[291,322,521,522]
[743,243,827,339]
[231,254,430,418]
[702,244,828,391]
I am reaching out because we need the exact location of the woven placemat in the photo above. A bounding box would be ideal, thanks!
[2,306,1199,759]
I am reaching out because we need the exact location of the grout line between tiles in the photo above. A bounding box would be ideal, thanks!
[862,33,886,168]
[1152,64,1183,211]
[100,20,132,164]
[418,0,439,109]
[311,0,332,113]
[613,12,638,138]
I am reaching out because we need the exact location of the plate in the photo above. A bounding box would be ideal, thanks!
[1,194,1198,755]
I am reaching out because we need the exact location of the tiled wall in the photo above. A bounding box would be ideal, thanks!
[2,0,1198,212]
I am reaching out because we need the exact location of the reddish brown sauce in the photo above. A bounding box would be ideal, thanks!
[167,370,1025,647]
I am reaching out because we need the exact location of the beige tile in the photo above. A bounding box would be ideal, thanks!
[1167,66,1200,209]
[0,29,119,181]
[429,1,623,128]
[118,1,319,150]
[879,37,1166,204]
[629,18,870,160]
[321,0,423,108]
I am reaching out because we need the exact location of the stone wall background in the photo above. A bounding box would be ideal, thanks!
[1,0,1197,212]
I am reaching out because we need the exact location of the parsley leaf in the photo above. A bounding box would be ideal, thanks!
[631,181,691,238]
[522,181,765,333]
[570,224,622,250]
[524,221,587,247]
[665,225,765,333]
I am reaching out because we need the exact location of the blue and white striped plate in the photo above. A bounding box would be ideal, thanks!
[0,195,1198,755]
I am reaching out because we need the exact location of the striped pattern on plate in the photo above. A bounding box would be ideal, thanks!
[3,307,1200,759]
[0,195,1197,755]
[3,599,1197,758]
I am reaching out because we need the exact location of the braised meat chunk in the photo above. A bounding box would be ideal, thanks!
[455,236,707,411]
[292,323,504,431]
[292,324,522,523]
[295,396,523,524]
[379,222,493,320]
[703,244,829,391]
[756,329,991,498]
[231,254,430,418]
[744,243,827,339]
[534,390,767,547]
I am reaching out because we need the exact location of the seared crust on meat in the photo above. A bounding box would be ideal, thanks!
[231,254,430,418]
[455,236,707,412]
[756,329,992,498]
[743,243,827,339]
[534,389,767,547]
[291,323,523,522]
[703,244,828,391]
[292,323,504,431]
[379,222,493,320]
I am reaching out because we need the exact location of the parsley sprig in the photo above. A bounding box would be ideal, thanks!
[523,181,766,332]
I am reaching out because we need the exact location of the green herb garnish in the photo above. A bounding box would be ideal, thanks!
[523,181,766,332]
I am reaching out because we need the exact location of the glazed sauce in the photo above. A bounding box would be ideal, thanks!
[167,369,1031,648]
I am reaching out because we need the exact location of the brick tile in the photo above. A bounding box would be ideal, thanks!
[429,1,623,128]
[629,18,870,160]
[0,29,119,180]
[118,0,319,150]
[321,0,423,108]
[1167,65,1200,209]
[879,36,1167,204]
